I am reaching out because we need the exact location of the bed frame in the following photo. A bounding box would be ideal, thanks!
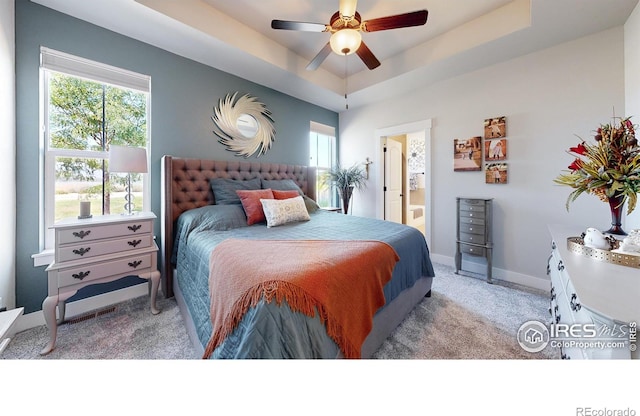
[160,155,432,358]
[160,155,316,298]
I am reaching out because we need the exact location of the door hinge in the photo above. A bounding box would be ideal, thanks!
[383,147,387,152]
[383,186,387,192]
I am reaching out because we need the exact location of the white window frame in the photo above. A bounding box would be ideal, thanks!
[309,121,337,207]
[33,48,152,266]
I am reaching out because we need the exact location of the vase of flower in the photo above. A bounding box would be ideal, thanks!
[554,116,640,233]
[606,194,627,235]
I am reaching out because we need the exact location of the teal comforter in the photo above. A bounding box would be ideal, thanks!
[174,205,434,358]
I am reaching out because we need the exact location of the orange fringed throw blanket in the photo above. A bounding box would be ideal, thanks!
[202,239,399,359]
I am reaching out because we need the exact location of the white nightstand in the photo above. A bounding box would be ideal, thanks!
[41,212,161,355]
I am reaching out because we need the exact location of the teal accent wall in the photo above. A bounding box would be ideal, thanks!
[15,0,338,313]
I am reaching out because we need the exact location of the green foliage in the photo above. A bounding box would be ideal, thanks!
[554,116,640,214]
[49,73,147,183]
[322,163,367,195]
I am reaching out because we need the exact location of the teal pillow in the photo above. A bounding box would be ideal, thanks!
[210,177,261,205]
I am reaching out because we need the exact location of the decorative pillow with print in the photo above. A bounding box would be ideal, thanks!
[260,196,311,228]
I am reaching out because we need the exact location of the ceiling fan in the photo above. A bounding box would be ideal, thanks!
[271,0,428,71]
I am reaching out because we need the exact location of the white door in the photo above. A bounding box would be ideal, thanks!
[384,138,403,223]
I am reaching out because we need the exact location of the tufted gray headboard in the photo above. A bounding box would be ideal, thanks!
[160,155,316,298]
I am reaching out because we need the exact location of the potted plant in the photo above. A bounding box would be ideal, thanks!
[323,163,367,214]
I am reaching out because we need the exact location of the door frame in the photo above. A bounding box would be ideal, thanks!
[375,119,432,249]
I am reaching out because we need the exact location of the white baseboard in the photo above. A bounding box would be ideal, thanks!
[13,282,150,334]
[429,254,550,292]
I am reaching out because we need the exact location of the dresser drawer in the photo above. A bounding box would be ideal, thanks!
[57,234,153,262]
[57,220,152,245]
[459,223,485,236]
[459,243,485,257]
[459,201,486,214]
[459,216,485,226]
[57,253,153,288]
[459,232,486,245]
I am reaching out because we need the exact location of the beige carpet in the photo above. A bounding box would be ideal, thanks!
[2,262,557,360]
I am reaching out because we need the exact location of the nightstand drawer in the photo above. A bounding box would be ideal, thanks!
[459,232,486,244]
[57,234,153,262]
[57,220,152,244]
[460,243,485,257]
[57,253,153,288]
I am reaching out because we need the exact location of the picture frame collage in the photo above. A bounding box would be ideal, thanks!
[453,116,508,184]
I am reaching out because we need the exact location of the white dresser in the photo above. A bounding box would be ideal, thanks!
[548,225,639,359]
[41,213,161,355]
[0,307,24,356]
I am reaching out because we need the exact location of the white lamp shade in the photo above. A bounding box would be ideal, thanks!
[330,29,362,55]
[109,145,148,173]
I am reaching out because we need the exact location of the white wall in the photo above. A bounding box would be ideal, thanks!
[625,2,640,230]
[0,0,16,309]
[340,27,626,287]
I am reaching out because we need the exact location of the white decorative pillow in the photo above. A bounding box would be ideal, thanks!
[260,196,311,228]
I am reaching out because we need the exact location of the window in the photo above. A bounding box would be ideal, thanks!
[309,121,336,207]
[39,48,151,253]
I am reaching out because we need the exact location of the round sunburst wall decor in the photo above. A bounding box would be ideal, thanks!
[211,92,275,158]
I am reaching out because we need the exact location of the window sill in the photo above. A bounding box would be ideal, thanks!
[32,250,54,267]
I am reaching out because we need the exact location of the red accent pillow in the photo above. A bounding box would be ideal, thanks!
[236,189,274,225]
[272,189,300,200]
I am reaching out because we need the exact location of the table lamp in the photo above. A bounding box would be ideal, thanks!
[108,145,148,215]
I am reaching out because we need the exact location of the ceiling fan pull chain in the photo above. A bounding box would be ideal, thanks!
[344,52,349,110]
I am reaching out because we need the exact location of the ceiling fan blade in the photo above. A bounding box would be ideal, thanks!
[339,0,357,18]
[362,10,428,32]
[355,41,381,70]
[306,42,333,71]
[271,20,327,32]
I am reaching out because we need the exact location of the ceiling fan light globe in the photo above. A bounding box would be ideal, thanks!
[330,29,361,56]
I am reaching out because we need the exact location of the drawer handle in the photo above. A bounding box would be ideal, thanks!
[128,260,142,269]
[72,270,90,280]
[570,294,582,311]
[557,261,564,271]
[128,239,142,248]
[72,247,91,256]
[72,230,91,239]
[128,224,142,232]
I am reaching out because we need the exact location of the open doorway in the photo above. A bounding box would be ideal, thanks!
[375,120,432,248]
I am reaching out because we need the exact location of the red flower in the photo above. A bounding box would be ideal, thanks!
[568,158,583,171]
[569,143,587,155]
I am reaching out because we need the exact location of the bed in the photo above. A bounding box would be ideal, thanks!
[160,156,435,358]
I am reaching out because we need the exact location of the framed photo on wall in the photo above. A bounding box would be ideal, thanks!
[454,136,482,171]
[484,116,506,139]
[485,163,508,184]
[484,139,507,161]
